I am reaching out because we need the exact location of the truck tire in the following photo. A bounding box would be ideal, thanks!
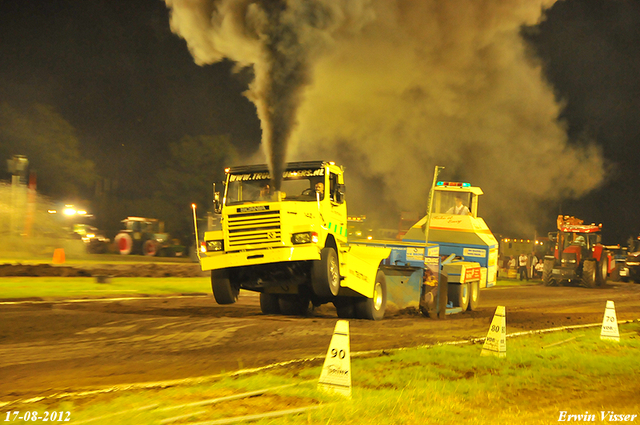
[355,270,387,321]
[115,233,133,255]
[211,269,239,304]
[278,294,311,316]
[596,257,608,286]
[448,283,469,311]
[312,247,340,298]
[542,257,555,286]
[334,297,356,318]
[468,280,480,311]
[582,260,597,288]
[143,239,157,256]
[260,293,280,315]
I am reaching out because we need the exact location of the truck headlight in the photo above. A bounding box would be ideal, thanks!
[206,240,224,252]
[292,232,318,244]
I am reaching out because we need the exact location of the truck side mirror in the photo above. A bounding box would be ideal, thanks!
[213,192,222,214]
[548,232,557,242]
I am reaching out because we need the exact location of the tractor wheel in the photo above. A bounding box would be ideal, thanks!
[211,269,239,304]
[278,294,312,316]
[468,280,480,311]
[542,257,555,286]
[582,259,597,288]
[448,283,469,311]
[311,247,340,298]
[143,240,157,256]
[334,297,356,318]
[596,257,608,286]
[355,270,387,321]
[259,293,280,315]
[114,233,133,255]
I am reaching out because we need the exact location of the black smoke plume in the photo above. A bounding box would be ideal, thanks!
[164,0,373,189]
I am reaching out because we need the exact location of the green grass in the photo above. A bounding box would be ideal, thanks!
[0,277,210,299]
[5,324,639,424]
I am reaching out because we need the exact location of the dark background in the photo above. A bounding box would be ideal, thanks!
[0,0,638,244]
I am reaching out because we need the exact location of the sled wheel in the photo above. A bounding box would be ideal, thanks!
[468,280,480,311]
[448,283,469,311]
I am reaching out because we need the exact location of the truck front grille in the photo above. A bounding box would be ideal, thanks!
[227,210,282,249]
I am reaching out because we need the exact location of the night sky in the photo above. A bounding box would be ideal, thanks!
[1,0,639,244]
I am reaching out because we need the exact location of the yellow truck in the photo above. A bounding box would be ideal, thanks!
[195,161,393,320]
[194,161,487,320]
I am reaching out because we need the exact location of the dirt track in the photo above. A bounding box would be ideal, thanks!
[1,263,639,402]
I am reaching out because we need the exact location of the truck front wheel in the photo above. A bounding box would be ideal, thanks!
[312,248,340,298]
[211,269,239,304]
[355,270,387,320]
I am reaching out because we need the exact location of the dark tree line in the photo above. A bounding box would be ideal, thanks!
[0,102,239,244]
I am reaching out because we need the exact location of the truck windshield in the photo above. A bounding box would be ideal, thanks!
[225,170,325,205]
[434,192,473,215]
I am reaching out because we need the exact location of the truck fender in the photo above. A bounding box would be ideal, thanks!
[341,246,391,298]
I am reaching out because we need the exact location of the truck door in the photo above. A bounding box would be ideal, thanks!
[329,171,347,242]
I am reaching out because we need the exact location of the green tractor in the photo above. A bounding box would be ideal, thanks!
[114,217,184,257]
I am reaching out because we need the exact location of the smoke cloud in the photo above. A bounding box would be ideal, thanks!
[289,0,605,234]
[165,0,605,235]
[164,0,374,189]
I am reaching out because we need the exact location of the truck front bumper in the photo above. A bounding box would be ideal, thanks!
[199,245,321,271]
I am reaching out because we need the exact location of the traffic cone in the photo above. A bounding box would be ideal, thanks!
[481,306,507,357]
[600,300,620,342]
[318,320,352,398]
[52,248,65,264]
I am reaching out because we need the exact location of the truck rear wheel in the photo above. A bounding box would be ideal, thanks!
[278,294,311,316]
[312,247,340,298]
[542,257,555,286]
[468,280,480,311]
[334,297,356,318]
[448,283,469,311]
[582,260,597,288]
[355,270,386,320]
[260,293,280,314]
[211,269,239,304]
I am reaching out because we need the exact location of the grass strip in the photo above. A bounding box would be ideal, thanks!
[7,323,638,425]
[0,276,210,299]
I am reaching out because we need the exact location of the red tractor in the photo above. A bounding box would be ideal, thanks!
[542,215,613,288]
